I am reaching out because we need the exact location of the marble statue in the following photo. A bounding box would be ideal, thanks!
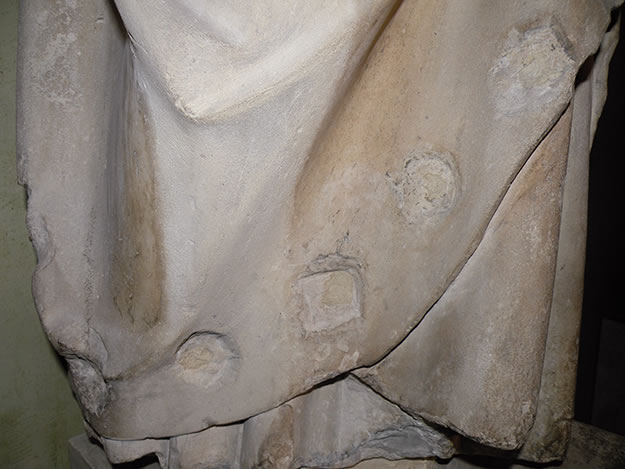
[17,0,623,467]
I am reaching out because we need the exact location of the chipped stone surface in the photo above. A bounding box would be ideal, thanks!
[99,438,168,468]
[16,0,623,467]
[489,25,575,115]
[169,424,241,469]
[69,434,160,469]
[165,376,454,469]
[387,151,460,223]
[297,261,363,333]
[66,358,110,418]
[174,332,239,388]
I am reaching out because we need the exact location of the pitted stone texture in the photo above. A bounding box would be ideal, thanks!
[174,332,239,388]
[296,255,364,334]
[297,269,361,333]
[489,26,575,115]
[387,151,460,223]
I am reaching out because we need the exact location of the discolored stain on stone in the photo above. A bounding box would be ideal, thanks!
[254,405,295,469]
[296,257,362,333]
[111,65,164,330]
[321,270,355,307]
[489,25,575,115]
[387,151,459,223]
[175,332,239,388]
[67,358,110,417]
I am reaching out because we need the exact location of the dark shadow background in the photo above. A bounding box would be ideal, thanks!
[574,15,625,437]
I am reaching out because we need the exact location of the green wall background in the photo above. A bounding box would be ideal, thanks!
[0,1,85,467]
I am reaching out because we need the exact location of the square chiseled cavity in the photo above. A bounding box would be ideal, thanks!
[297,269,361,333]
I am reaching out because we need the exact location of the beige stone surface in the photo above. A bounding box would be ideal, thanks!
[69,434,160,469]
[337,459,434,469]
[70,421,625,468]
[427,421,625,468]
[1,2,84,468]
[517,17,621,463]
[17,0,624,467]
[164,376,452,468]
[356,102,573,450]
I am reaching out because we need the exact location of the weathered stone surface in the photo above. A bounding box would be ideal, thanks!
[18,0,399,438]
[68,434,125,469]
[99,437,168,468]
[518,17,622,463]
[165,376,453,469]
[426,421,625,468]
[560,421,625,469]
[17,0,623,467]
[70,421,625,469]
[93,375,452,467]
[329,460,434,469]
[356,101,573,450]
